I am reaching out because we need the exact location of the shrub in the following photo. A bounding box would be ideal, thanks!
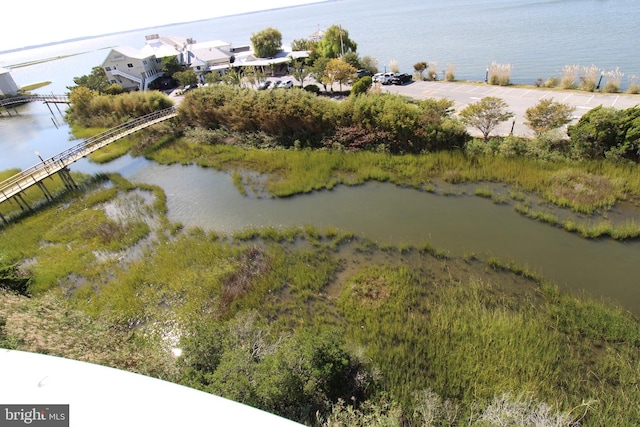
[350,76,372,96]
[0,260,31,296]
[579,65,599,91]
[602,67,623,93]
[66,89,173,128]
[304,84,320,94]
[445,63,456,81]
[488,61,512,86]
[560,64,579,89]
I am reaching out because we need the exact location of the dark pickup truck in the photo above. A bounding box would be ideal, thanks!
[389,73,412,85]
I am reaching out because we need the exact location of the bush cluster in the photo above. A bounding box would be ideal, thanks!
[177,85,468,153]
[67,88,174,128]
[568,105,640,161]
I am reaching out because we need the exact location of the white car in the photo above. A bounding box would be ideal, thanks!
[277,80,294,88]
[372,72,395,84]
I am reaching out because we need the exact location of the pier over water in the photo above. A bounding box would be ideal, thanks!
[0,106,177,224]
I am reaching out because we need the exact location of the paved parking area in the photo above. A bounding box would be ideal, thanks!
[382,80,640,137]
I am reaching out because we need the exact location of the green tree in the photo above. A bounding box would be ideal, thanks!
[289,58,311,87]
[323,58,357,92]
[103,83,124,95]
[342,51,360,69]
[204,72,222,85]
[67,86,97,121]
[414,61,428,80]
[567,105,640,161]
[567,106,622,159]
[162,56,184,76]
[173,69,198,86]
[223,70,242,87]
[250,27,282,58]
[316,25,357,58]
[291,38,316,52]
[311,57,331,91]
[350,76,372,96]
[69,66,109,93]
[360,56,379,74]
[524,98,575,137]
[459,96,514,143]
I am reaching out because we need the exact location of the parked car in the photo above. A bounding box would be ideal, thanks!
[357,69,373,78]
[258,81,272,90]
[390,73,412,85]
[271,80,282,88]
[375,72,396,85]
[277,80,294,88]
[180,83,198,94]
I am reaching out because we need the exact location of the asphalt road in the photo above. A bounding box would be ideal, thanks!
[381,80,640,138]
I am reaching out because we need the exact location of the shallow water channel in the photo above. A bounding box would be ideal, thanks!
[86,155,640,315]
[2,102,640,315]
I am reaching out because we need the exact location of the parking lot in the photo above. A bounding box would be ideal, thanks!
[381,80,640,137]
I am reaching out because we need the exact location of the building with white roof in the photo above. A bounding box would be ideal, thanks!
[100,33,309,91]
[101,46,163,91]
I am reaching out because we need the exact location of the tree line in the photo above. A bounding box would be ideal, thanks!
[65,21,640,163]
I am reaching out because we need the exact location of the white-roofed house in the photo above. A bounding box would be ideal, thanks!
[185,40,235,81]
[101,46,163,91]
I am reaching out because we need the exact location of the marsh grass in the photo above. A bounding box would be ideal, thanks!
[0,174,161,294]
[88,136,138,163]
[143,143,640,241]
[0,171,90,220]
[486,256,545,284]
[336,261,640,424]
[231,171,248,196]
[488,62,512,86]
[149,142,640,207]
[3,203,640,425]
[579,65,599,92]
[546,169,618,214]
[561,64,579,89]
[0,288,177,379]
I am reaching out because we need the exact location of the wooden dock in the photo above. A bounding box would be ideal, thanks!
[0,107,177,221]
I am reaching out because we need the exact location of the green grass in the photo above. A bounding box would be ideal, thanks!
[144,141,640,217]
[2,174,640,424]
[0,174,160,294]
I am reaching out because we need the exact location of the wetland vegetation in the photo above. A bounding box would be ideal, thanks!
[1,173,640,425]
[3,79,640,425]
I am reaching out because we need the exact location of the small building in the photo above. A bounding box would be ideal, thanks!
[0,68,19,96]
[186,40,235,75]
[236,48,309,76]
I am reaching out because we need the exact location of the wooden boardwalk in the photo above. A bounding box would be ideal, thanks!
[0,107,177,216]
[0,94,70,108]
